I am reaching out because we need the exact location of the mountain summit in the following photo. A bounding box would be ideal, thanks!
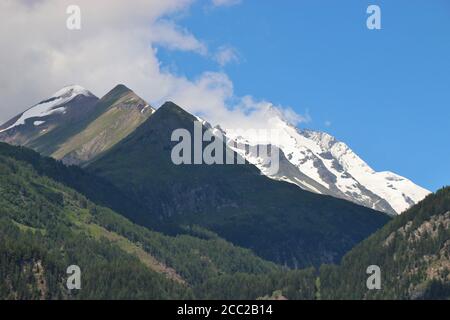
[0,84,154,165]
[0,84,95,134]
[0,85,98,146]
[220,110,430,215]
[51,84,154,165]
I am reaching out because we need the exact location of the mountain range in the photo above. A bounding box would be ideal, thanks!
[0,84,447,299]
[0,84,393,268]
[85,101,389,267]
[0,85,430,215]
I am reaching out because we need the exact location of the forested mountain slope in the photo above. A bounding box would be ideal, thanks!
[0,145,315,299]
[319,187,450,299]
[0,143,447,300]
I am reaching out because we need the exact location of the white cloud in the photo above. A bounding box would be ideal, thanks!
[0,0,308,134]
[213,95,310,132]
[214,46,239,67]
[150,20,208,55]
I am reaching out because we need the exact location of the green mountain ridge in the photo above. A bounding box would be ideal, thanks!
[87,101,390,268]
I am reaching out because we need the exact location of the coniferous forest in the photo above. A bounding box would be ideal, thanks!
[0,144,317,299]
[0,143,448,300]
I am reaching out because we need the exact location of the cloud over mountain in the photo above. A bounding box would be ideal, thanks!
[0,0,307,134]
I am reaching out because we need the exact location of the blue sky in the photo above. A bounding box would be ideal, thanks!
[156,0,450,192]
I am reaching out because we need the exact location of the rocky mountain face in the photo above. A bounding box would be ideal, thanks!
[319,187,450,299]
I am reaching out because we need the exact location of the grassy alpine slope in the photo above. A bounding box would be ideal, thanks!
[50,85,154,165]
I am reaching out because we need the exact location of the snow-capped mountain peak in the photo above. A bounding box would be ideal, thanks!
[220,110,430,215]
[0,85,94,133]
[50,84,94,99]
